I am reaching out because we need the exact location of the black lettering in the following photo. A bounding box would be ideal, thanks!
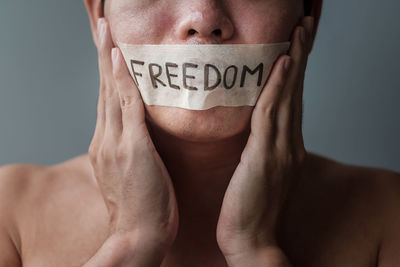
[148,63,166,89]
[182,63,198,91]
[223,65,238,89]
[240,63,264,87]
[165,62,180,90]
[204,64,221,91]
[130,60,145,87]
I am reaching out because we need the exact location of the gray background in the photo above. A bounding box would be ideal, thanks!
[0,0,399,172]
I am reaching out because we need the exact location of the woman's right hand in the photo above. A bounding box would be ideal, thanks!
[88,18,179,256]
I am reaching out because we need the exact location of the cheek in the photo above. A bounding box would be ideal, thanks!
[109,5,175,44]
[232,4,302,43]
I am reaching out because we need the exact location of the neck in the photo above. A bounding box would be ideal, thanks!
[148,120,249,241]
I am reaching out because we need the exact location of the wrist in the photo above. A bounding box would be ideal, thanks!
[223,246,292,267]
[112,221,177,251]
[105,231,170,266]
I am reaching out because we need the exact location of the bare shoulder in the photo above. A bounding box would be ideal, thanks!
[0,155,110,266]
[307,152,400,218]
[308,153,400,264]
[280,152,399,266]
[305,152,399,198]
[347,164,400,266]
[0,163,39,266]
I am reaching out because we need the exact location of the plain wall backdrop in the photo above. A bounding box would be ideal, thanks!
[0,0,399,172]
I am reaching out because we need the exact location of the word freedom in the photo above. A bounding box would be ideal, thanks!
[130,60,264,91]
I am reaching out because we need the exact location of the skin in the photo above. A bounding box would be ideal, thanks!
[0,0,399,266]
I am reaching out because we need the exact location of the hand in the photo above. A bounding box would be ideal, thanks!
[216,16,314,260]
[88,18,179,256]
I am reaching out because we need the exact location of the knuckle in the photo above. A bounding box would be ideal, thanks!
[116,144,129,162]
[256,101,277,120]
[88,143,99,165]
[279,153,294,169]
[286,153,294,166]
[263,104,278,121]
[119,95,137,109]
[295,149,307,165]
[104,82,115,99]
[276,73,286,88]
[98,74,113,97]
[98,142,115,166]
[97,49,106,65]
[88,142,97,156]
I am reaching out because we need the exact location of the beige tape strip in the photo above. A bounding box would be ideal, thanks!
[117,42,290,110]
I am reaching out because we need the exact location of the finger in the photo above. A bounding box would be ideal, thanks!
[92,19,107,140]
[100,19,123,142]
[111,47,147,142]
[304,16,315,54]
[95,18,116,142]
[275,24,306,154]
[97,18,114,88]
[251,55,291,149]
[292,16,314,155]
[91,89,106,151]
[282,23,308,100]
[91,19,110,147]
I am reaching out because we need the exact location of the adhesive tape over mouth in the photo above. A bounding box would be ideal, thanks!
[117,41,290,110]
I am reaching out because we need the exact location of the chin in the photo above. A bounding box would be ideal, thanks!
[145,105,253,142]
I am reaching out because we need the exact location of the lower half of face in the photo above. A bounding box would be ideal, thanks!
[108,0,302,141]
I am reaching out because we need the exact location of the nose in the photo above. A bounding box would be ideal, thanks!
[174,2,234,43]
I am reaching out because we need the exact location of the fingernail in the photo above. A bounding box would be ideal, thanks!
[284,57,291,73]
[111,48,118,63]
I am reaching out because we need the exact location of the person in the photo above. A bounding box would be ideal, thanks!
[0,0,399,266]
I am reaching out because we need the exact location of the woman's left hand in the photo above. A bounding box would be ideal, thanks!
[216,16,314,264]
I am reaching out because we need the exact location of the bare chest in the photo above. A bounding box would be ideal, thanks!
[20,178,379,267]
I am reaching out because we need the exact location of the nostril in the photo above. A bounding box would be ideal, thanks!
[213,29,222,36]
[188,29,197,35]
[187,28,222,37]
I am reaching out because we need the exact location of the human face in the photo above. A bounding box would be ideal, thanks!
[104,0,304,142]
